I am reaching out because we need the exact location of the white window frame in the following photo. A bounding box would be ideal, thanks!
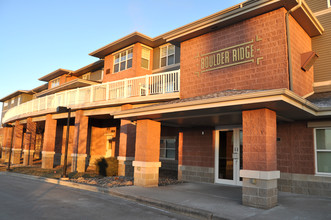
[3,101,8,107]
[141,46,151,70]
[50,77,60,88]
[17,95,21,105]
[11,98,15,104]
[160,136,176,160]
[113,47,133,73]
[160,44,175,68]
[328,0,331,8]
[314,127,331,175]
[82,72,90,80]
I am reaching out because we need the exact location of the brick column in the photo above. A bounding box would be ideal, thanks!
[23,118,37,166]
[240,108,279,209]
[118,119,136,177]
[11,121,23,164]
[42,114,57,169]
[71,110,88,173]
[2,127,13,162]
[133,119,161,187]
[177,131,184,180]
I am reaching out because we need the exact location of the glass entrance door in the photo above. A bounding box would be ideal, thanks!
[215,129,243,185]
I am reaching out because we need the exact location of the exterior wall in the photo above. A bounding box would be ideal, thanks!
[160,126,180,171]
[54,119,75,165]
[89,119,120,165]
[178,127,215,183]
[305,0,329,13]
[289,15,314,96]
[47,74,77,89]
[277,121,315,175]
[180,8,290,99]
[103,43,153,82]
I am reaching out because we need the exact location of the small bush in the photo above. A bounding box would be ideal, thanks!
[95,157,118,177]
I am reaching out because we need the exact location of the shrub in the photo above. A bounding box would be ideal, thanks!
[95,157,118,177]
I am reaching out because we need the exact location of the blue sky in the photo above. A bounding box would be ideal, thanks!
[0,0,243,117]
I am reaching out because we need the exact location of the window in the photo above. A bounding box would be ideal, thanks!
[3,101,8,107]
[113,47,133,73]
[328,0,331,8]
[160,137,176,159]
[160,45,175,68]
[18,95,21,105]
[51,78,60,88]
[141,47,151,69]
[315,128,331,174]
[11,98,15,104]
[82,73,90,80]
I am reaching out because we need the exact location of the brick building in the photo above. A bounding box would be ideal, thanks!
[1,0,330,209]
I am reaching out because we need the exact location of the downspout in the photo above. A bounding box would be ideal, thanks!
[285,0,302,91]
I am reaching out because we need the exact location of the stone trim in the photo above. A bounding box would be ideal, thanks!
[71,153,88,157]
[42,151,56,155]
[2,147,10,150]
[23,149,35,153]
[117,156,134,161]
[11,148,22,152]
[240,170,280,180]
[132,161,161,168]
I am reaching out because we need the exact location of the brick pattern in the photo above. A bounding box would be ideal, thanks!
[72,110,89,155]
[13,121,23,150]
[43,114,57,152]
[24,118,36,151]
[47,74,77,90]
[180,127,214,167]
[243,109,277,171]
[289,15,314,96]
[103,43,153,83]
[135,119,161,162]
[119,119,136,157]
[180,8,290,99]
[278,173,331,197]
[277,122,315,174]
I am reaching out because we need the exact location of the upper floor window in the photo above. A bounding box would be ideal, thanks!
[113,47,133,73]
[141,47,151,69]
[160,44,175,68]
[3,101,8,107]
[82,73,90,80]
[11,98,15,104]
[315,128,331,175]
[328,0,331,8]
[51,77,60,88]
[17,95,21,105]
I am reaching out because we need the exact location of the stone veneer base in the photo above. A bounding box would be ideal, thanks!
[133,161,161,187]
[118,156,134,177]
[178,165,214,183]
[23,150,35,166]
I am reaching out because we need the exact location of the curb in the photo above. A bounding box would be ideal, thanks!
[0,172,227,220]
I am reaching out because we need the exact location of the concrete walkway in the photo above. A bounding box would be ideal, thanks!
[109,182,331,220]
[1,172,330,219]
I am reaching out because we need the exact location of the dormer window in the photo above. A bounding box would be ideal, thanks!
[51,77,60,88]
[160,44,175,68]
[113,47,133,73]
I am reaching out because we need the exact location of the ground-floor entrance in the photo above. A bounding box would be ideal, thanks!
[215,128,243,186]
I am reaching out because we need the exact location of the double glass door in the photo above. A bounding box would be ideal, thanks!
[215,129,243,185]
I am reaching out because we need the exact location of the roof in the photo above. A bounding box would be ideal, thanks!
[307,92,331,108]
[89,0,323,59]
[35,79,100,97]
[89,32,166,59]
[72,60,104,77]
[31,83,48,93]
[38,68,72,82]
[0,90,33,102]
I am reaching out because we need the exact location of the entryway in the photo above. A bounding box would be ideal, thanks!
[215,128,243,186]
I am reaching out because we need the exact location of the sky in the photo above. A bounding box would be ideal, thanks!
[0,0,243,119]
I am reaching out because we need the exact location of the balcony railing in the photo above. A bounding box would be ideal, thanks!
[3,70,180,123]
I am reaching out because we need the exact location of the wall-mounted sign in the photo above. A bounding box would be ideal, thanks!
[195,35,263,77]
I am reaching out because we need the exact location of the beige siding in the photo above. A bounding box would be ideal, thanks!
[312,12,331,83]
[21,94,33,104]
[305,0,328,13]
[153,47,160,70]
[90,70,103,81]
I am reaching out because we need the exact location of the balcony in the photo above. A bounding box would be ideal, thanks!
[2,70,180,123]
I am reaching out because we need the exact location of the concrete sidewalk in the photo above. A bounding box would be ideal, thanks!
[1,172,330,219]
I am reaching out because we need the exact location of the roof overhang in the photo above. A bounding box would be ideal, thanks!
[161,0,323,44]
[89,32,166,59]
[0,90,33,102]
[39,68,72,82]
[113,89,331,127]
[72,60,104,77]
[36,79,100,97]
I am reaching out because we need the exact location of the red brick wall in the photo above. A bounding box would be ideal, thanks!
[103,43,153,83]
[54,120,75,155]
[277,122,315,174]
[243,109,277,171]
[180,127,214,167]
[289,16,314,96]
[48,74,77,89]
[180,8,292,99]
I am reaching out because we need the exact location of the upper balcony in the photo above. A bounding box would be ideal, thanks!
[2,70,180,124]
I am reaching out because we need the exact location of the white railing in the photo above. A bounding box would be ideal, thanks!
[3,70,180,123]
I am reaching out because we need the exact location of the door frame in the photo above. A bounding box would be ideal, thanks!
[214,128,242,186]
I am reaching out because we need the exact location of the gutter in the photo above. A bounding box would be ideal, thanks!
[285,0,302,91]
